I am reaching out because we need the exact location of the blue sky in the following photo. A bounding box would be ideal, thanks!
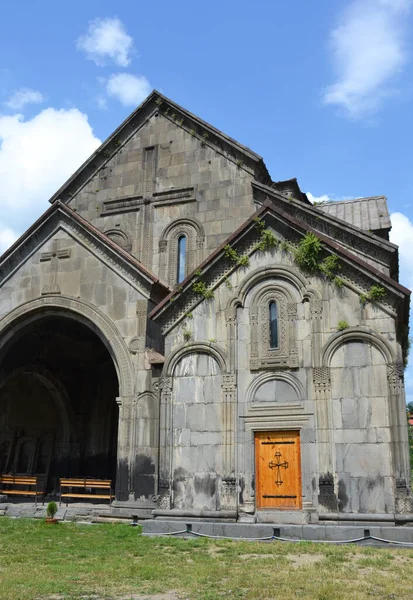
[1,0,413,398]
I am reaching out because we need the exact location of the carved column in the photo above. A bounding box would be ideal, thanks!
[313,367,338,512]
[157,377,173,509]
[115,395,134,502]
[128,300,148,355]
[387,362,413,514]
[287,302,299,368]
[221,374,237,510]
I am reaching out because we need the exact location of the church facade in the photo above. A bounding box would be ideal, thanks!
[0,91,411,523]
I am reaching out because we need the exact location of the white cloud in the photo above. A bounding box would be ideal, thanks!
[324,0,413,117]
[106,73,151,106]
[390,212,413,290]
[77,17,134,67]
[391,212,413,403]
[306,192,331,204]
[0,107,101,253]
[0,226,18,254]
[5,88,44,110]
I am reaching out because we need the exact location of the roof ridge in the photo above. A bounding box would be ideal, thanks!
[318,195,386,205]
[48,90,272,205]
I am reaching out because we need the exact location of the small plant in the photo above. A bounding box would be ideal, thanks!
[183,329,192,342]
[208,338,216,343]
[337,320,349,331]
[293,232,323,273]
[224,276,233,290]
[155,97,162,106]
[190,129,196,137]
[360,284,386,306]
[235,159,243,168]
[114,139,122,147]
[46,501,57,520]
[224,244,249,267]
[185,312,193,319]
[192,281,214,300]
[224,244,239,262]
[320,254,340,280]
[237,254,249,267]
[103,149,111,158]
[256,228,278,252]
[333,276,344,288]
[253,217,266,232]
[368,284,386,301]
[195,269,202,278]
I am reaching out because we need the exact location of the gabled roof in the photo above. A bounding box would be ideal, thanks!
[49,90,274,205]
[316,196,391,234]
[149,199,409,331]
[0,202,170,301]
[252,181,399,279]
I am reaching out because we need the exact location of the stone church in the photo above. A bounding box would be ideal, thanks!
[0,91,411,524]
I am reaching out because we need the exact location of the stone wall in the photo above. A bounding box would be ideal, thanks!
[69,113,256,282]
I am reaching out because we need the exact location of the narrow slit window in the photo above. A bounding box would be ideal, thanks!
[269,301,279,348]
[177,235,187,283]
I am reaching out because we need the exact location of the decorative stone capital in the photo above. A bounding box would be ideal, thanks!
[222,374,236,392]
[387,362,404,391]
[129,336,144,354]
[159,240,168,252]
[310,299,323,319]
[313,367,331,393]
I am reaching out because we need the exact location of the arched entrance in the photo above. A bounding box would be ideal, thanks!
[0,314,119,494]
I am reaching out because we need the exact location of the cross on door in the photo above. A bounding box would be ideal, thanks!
[40,240,71,295]
[268,451,289,486]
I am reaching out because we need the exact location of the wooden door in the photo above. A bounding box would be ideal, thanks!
[255,431,302,509]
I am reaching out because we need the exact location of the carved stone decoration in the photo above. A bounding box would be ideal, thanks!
[129,337,144,354]
[387,362,404,393]
[249,287,298,370]
[310,299,323,319]
[313,367,331,393]
[220,477,237,511]
[318,473,337,512]
[222,374,236,392]
[104,228,132,252]
[395,479,413,514]
[157,479,171,509]
[159,218,205,286]
[40,240,71,295]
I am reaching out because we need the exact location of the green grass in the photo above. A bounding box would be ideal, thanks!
[0,518,413,599]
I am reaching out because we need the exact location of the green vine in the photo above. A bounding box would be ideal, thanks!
[182,328,192,342]
[224,245,249,267]
[192,280,214,300]
[293,232,323,273]
[360,284,386,307]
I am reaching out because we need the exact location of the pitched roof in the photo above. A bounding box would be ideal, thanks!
[0,201,170,300]
[149,199,409,328]
[49,90,274,205]
[316,197,391,232]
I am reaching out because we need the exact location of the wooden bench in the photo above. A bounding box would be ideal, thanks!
[59,478,114,506]
[0,475,44,505]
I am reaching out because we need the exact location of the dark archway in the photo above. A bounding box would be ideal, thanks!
[0,315,119,494]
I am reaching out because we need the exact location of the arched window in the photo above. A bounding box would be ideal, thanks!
[177,235,187,283]
[269,301,278,348]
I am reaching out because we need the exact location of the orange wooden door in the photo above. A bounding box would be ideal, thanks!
[255,431,302,509]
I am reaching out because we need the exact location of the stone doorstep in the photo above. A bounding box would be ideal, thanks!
[141,519,413,544]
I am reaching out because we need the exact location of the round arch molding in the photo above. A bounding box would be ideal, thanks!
[321,327,396,367]
[162,341,229,377]
[0,296,135,399]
